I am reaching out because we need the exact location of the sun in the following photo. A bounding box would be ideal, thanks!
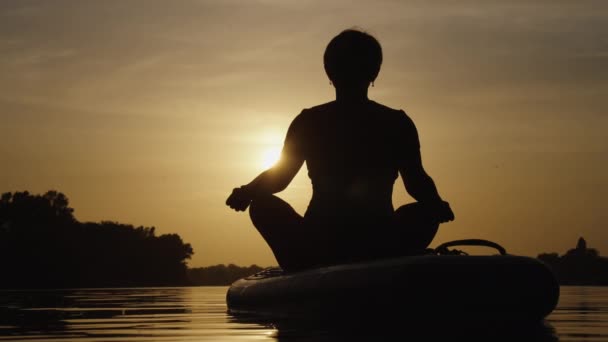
[261,146,282,169]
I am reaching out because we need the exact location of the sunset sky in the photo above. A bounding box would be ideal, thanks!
[1,0,607,267]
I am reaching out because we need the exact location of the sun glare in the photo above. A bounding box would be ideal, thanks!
[261,146,282,169]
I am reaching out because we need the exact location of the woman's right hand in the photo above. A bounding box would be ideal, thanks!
[226,186,253,212]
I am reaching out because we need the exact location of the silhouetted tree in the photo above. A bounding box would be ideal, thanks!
[538,253,560,265]
[0,190,194,288]
[537,237,608,285]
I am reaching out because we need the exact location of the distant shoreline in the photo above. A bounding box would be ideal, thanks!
[538,237,608,286]
[3,192,607,289]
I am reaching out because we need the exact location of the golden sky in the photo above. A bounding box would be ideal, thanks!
[1,1,607,267]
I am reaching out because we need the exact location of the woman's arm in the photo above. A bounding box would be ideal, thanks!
[226,117,305,212]
[399,151,454,223]
[397,111,454,223]
[242,148,304,196]
[400,150,442,203]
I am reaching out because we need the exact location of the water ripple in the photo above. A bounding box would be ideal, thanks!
[0,286,607,341]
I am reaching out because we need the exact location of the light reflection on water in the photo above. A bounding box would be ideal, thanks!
[548,287,608,341]
[0,286,606,341]
[0,287,274,342]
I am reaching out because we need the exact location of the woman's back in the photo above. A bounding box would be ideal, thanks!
[289,100,420,223]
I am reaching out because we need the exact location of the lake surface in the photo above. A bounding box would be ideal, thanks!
[0,286,606,341]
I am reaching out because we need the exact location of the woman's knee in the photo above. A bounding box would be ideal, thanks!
[250,194,284,219]
[395,202,439,227]
[394,202,439,249]
[249,194,301,230]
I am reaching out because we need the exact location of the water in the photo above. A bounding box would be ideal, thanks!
[0,286,606,341]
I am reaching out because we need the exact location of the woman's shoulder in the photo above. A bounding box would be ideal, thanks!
[369,100,408,117]
[288,102,334,134]
[302,101,335,114]
[291,101,335,124]
[368,101,417,128]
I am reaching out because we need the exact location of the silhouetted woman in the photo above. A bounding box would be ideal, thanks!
[227,29,454,271]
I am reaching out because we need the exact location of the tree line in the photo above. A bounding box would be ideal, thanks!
[538,237,608,285]
[0,191,194,288]
[188,264,264,286]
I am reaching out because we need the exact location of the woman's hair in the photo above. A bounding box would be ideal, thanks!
[323,29,383,86]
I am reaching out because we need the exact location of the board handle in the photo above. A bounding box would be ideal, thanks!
[434,239,507,255]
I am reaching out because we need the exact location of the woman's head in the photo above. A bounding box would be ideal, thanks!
[324,29,383,88]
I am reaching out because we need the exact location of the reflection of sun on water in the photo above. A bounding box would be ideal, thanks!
[261,146,282,169]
